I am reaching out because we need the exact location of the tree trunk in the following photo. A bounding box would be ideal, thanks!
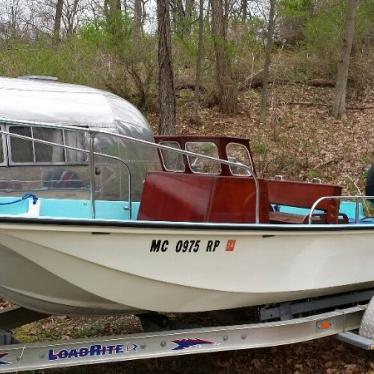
[134,0,143,36]
[171,0,194,38]
[9,3,19,39]
[104,0,123,52]
[171,0,185,36]
[332,0,358,119]
[241,0,250,21]
[259,0,276,123]
[211,0,237,113]
[123,0,128,15]
[224,0,229,33]
[185,0,194,35]
[53,0,64,44]
[157,0,176,135]
[65,0,80,36]
[192,0,204,123]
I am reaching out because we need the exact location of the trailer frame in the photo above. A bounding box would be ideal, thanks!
[0,301,371,373]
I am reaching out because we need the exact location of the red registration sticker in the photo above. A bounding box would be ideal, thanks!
[225,240,236,252]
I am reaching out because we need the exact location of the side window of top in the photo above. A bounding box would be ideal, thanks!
[64,130,89,163]
[159,141,185,172]
[33,128,65,163]
[9,126,34,163]
[7,126,88,165]
[226,143,252,176]
[9,126,66,164]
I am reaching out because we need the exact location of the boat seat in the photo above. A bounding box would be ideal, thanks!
[269,211,311,224]
[266,179,343,224]
[269,211,349,225]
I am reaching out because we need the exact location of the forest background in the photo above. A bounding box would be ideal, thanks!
[0,0,373,191]
[0,1,374,372]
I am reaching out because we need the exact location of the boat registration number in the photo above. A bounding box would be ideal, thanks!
[149,239,221,253]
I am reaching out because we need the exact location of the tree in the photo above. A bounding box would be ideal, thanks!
[53,0,64,43]
[211,0,237,113]
[192,0,204,123]
[241,0,251,21]
[171,0,194,39]
[134,0,143,37]
[277,0,314,45]
[332,0,359,119]
[157,0,176,134]
[104,0,122,43]
[259,0,277,123]
[63,0,81,36]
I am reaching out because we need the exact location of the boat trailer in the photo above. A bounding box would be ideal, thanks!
[0,290,374,372]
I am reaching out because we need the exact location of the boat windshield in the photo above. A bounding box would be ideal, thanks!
[186,141,221,174]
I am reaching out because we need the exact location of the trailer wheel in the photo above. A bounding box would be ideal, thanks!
[359,297,374,339]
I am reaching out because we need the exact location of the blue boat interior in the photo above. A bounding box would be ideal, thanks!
[275,202,374,224]
[0,195,140,221]
[0,194,372,224]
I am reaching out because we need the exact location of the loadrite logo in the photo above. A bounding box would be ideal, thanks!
[48,343,138,361]
[172,338,213,350]
[0,352,9,365]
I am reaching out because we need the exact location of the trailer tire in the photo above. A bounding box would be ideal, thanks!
[359,297,374,339]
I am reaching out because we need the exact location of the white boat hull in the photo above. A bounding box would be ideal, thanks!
[0,243,136,315]
[0,220,373,315]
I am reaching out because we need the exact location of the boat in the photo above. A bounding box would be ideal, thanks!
[0,76,373,317]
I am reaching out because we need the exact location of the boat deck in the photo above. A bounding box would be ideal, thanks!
[0,196,140,221]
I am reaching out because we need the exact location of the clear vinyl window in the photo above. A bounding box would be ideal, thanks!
[159,141,185,172]
[9,127,34,163]
[64,130,89,163]
[186,141,221,175]
[226,143,251,176]
[33,128,65,162]
[8,126,88,165]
